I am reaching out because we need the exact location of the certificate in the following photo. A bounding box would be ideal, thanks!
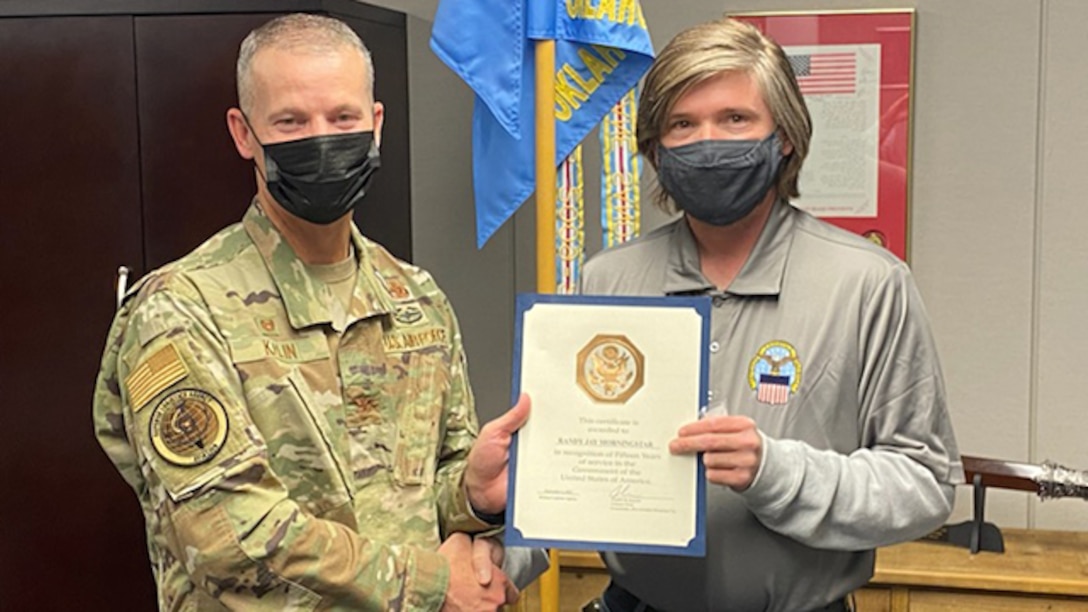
[505,293,709,556]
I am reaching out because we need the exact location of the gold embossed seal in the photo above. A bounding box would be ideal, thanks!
[576,334,644,404]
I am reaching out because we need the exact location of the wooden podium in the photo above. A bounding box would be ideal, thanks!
[517,529,1088,611]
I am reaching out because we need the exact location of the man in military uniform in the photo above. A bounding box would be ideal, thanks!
[93,13,531,610]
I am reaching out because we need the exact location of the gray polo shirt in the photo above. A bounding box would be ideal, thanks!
[580,201,963,612]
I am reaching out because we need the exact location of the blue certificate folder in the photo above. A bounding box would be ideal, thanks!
[505,293,710,557]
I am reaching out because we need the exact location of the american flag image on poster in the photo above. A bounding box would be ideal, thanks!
[788,51,857,95]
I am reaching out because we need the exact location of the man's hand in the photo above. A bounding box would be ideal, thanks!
[471,536,519,603]
[668,415,762,491]
[465,394,531,514]
[471,536,505,585]
[439,533,515,611]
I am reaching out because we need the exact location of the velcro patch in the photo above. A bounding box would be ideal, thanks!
[126,344,189,412]
[381,327,448,353]
[150,388,228,467]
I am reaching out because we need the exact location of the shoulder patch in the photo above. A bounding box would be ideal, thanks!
[149,388,229,466]
[126,344,189,412]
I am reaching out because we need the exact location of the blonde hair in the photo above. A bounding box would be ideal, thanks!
[236,13,374,115]
[637,18,812,212]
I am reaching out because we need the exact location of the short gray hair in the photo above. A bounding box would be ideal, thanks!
[236,13,375,115]
[638,18,812,212]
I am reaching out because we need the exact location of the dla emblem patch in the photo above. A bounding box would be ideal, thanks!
[747,340,802,405]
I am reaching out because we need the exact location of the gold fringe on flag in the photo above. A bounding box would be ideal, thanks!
[555,145,584,294]
[601,88,641,248]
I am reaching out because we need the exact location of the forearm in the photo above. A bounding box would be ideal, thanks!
[436,460,495,536]
[165,459,450,610]
[435,308,494,535]
[741,437,955,550]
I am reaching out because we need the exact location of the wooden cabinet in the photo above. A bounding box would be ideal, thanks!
[0,3,409,610]
[858,528,1088,611]
[0,15,150,610]
[540,530,1088,612]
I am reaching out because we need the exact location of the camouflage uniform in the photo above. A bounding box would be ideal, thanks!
[93,202,493,611]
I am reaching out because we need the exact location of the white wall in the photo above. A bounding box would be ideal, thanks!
[388,0,1088,531]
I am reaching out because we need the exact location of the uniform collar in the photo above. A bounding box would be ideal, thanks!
[663,199,795,297]
[243,202,394,330]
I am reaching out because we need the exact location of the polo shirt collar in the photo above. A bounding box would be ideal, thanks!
[663,199,795,297]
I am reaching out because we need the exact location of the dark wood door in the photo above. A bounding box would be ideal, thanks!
[1,6,411,610]
[0,16,155,611]
[335,11,413,261]
[136,9,413,270]
[136,13,284,271]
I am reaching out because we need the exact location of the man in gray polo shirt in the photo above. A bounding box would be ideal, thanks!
[580,18,963,612]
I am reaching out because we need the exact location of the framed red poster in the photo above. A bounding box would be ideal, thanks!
[731,10,915,262]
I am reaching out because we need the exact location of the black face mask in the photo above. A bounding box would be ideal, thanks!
[656,133,783,226]
[255,129,381,225]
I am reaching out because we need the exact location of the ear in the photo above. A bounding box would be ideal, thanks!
[779,131,794,157]
[371,101,385,148]
[226,108,258,160]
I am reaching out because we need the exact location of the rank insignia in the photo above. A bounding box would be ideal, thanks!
[150,388,228,466]
[576,334,644,404]
[747,340,802,405]
[257,317,277,334]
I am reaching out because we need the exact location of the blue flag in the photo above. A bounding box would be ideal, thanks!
[431,0,654,248]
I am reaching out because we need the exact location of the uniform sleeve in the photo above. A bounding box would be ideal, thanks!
[94,277,451,611]
[740,264,963,550]
[431,297,495,537]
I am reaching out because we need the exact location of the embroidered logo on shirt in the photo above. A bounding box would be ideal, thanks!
[576,334,644,404]
[150,388,228,466]
[748,340,802,405]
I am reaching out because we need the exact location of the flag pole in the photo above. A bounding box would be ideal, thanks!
[535,39,557,295]
[533,37,563,612]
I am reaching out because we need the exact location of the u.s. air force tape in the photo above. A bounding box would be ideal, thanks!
[149,389,228,466]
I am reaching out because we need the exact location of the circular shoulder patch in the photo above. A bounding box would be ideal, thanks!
[149,388,229,466]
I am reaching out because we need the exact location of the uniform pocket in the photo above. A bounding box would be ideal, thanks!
[170,502,323,610]
[233,372,354,517]
[392,351,448,487]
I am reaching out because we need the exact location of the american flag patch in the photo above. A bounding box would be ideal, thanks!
[788,52,857,95]
[756,374,791,405]
[125,344,189,412]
